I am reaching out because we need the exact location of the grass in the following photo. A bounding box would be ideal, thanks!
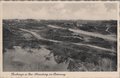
[3,19,117,71]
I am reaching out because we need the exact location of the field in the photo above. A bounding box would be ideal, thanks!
[3,19,117,71]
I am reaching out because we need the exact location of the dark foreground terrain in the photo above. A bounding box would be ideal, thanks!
[3,19,117,71]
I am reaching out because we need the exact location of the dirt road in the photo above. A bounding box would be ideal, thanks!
[48,25,116,42]
[19,28,116,53]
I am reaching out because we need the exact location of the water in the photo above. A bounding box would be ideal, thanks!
[3,46,69,71]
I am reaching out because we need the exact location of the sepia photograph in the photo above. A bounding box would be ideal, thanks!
[2,2,118,71]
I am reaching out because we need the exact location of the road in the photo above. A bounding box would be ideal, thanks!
[48,25,116,42]
[19,28,116,53]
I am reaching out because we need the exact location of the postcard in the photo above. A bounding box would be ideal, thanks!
[0,1,119,78]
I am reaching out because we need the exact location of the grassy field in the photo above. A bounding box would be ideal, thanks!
[3,19,117,71]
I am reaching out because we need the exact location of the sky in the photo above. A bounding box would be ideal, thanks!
[3,2,118,20]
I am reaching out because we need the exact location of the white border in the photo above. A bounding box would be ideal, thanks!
[0,1,119,78]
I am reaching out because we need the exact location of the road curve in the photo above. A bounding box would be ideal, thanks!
[19,28,116,53]
[48,25,117,42]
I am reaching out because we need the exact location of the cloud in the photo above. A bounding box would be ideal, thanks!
[3,3,117,20]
